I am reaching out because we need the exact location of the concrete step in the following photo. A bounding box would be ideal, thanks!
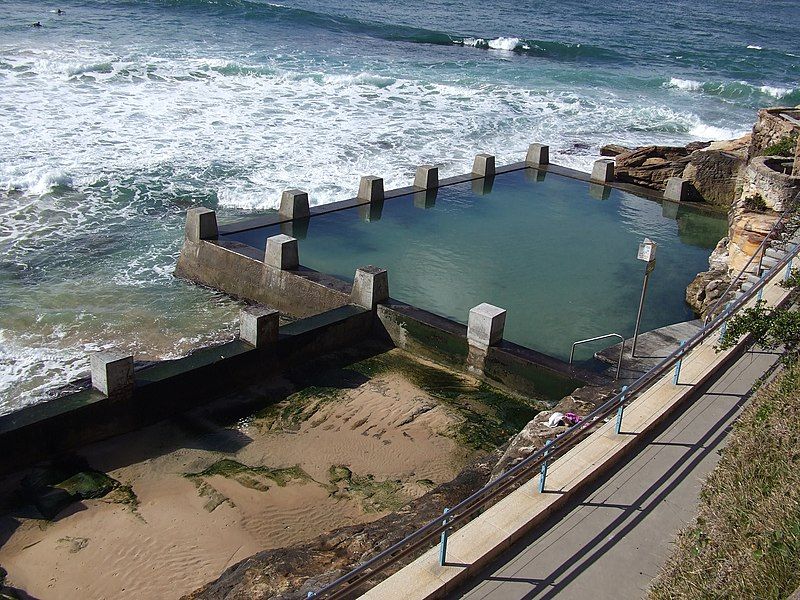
[766,247,787,260]
[745,273,761,285]
[740,281,753,292]
[761,255,780,270]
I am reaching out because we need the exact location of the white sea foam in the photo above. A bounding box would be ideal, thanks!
[462,36,521,51]
[759,84,793,98]
[0,39,757,409]
[666,77,703,91]
[747,44,763,50]
[688,121,744,140]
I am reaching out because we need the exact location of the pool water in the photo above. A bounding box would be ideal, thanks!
[224,169,726,362]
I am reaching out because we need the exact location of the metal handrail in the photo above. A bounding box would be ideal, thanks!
[704,198,798,323]
[569,333,625,380]
[309,242,800,600]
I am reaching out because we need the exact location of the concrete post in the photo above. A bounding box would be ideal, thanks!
[467,303,507,349]
[472,154,496,177]
[280,190,310,220]
[591,159,615,183]
[239,307,279,348]
[526,144,550,166]
[185,207,218,242]
[358,176,384,202]
[265,234,299,270]
[413,189,437,209]
[90,352,134,397]
[358,200,383,222]
[588,183,611,201]
[664,177,690,202]
[350,266,389,309]
[414,165,439,189]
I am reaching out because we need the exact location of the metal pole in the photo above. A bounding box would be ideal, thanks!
[673,340,685,385]
[538,439,552,493]
[631,269,651,357]
[614,385,628,434]
[438,508,449,566]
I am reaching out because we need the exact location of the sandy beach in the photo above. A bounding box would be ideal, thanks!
[0,348,508,600]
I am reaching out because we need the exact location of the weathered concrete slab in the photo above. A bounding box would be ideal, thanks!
[596,320,703,382]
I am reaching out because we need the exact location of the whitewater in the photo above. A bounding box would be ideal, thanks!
[1,0,798,413]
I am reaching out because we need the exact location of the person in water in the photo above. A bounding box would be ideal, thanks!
[57,9,65,14]
[32,21,42,27]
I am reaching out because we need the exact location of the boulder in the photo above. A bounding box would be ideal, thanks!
[749,108,800,159]
[682,150,746,207]
[614,146,692,189]
[489,384,615,481]
[685,238,732,317]
[600,144,630,157]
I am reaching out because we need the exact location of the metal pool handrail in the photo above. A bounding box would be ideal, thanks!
[569,333,625,380]
[704,199,797,323]
[309,243,800,600]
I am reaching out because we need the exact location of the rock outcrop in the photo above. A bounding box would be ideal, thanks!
[749,107,800,159]
[685,238,732,316]
[489,384,615,481]
[613,137,749,207]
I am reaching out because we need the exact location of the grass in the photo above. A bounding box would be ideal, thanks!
[649,362,800,600]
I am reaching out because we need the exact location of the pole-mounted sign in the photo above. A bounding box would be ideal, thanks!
[632,238,657,357]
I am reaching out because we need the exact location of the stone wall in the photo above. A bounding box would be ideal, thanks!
[749,107,800,159]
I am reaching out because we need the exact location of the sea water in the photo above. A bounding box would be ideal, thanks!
[1,0,798,413]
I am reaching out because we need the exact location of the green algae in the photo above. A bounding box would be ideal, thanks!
[327,465,407,513]
[186,459,310,494]
[252,385,343,431]
[346,350,545,451]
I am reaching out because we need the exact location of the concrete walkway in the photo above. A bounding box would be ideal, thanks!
[454,346,780,600]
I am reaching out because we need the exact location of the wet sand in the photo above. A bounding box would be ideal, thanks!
[0,349,494,600]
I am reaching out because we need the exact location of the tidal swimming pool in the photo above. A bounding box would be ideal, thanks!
[223,168,726,363]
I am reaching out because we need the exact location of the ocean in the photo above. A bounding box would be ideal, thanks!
[1,0,798,413]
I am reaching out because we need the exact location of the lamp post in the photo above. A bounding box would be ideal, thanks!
[631,237,657,358]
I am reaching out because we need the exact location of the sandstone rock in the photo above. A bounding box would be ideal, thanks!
[704,133,750,158]
[614,146,692,189]
[728,205,781,274]
[600,144,630,157]
[682,150,746,207]
[489,384,615,481]
[749,107,800,159]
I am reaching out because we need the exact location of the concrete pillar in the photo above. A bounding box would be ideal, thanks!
[472,176,494,196]
[358,200,383,222]
[664,177,690,202]
[413,189,437,209]
[239,307,279,348]
[526,144,550,166]
[414,165,439,189]
[467,303,506,349]
[280,189,310,220]
[591,159,615,183]
[589,183,611,201]
[265,234,299,270]
[90,352,134,397]
[472,154,496,177]
[350,266,389,309]
[185,207,218,242]
[358,176,384,202]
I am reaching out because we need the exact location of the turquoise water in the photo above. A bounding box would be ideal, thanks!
[0,0,795,411]
[225,169,726,362]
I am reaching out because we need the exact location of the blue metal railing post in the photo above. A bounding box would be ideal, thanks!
[538,439,552,493]
[614,385,628,434]
[672,340,686,385]
[718,301,733,342]
[757,285,764,302]
[438,508,450,566]
[784,246,796,282]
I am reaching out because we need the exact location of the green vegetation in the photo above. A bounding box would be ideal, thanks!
[327,465,407,513]
[763,133,798,157]
[348,351,546,451]
[252,384,343,432]
[743,193,768,213]
[185,458,311,510]
[717,269,800,364]
[649,362,800,599]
